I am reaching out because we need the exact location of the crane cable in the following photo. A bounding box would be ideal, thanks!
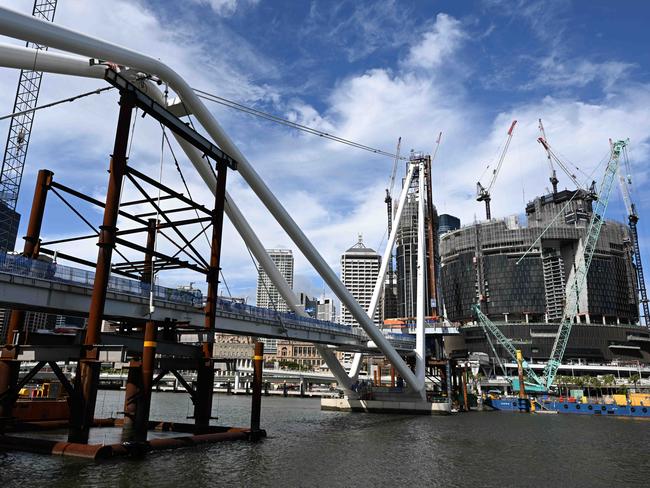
[0,86,114,121]
[193,88,406,161]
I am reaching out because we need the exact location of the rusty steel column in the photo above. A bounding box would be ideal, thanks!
[194,163,228,429]
[68,93,135,444]
[122,219,157,441]
[0,169,53,418]
[135,320,157,440]
[461,367,469,412]
[121,359,142,441]
[250,341,264,436]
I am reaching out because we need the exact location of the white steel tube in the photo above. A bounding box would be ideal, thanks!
[415,162,426,397]
[0,9,421,392]
[349,161,416,378]
[0,43,355,392]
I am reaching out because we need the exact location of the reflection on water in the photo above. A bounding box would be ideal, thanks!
[1,390,649,487]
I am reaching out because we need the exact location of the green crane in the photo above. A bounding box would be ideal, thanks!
[472,139,629,390]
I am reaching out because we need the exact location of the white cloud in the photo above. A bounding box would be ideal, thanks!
[190,0,260,17]
[529,56,635,91]
[404,13,466,69]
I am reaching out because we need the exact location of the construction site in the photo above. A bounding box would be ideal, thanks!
[0,1,649,470]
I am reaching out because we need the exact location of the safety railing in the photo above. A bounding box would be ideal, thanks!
[0,251,201,306]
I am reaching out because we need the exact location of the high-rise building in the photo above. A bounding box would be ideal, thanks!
[394,154,438,319]
[317,297,336,323]
[255,249,294,312]
[255,248,294,354]
[340,235,382,327]
[298,292,318,318]
[440,189,650,363]
[438,214,460,236]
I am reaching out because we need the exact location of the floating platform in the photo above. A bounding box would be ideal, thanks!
[321,397,451,415]
[487,397,650,418]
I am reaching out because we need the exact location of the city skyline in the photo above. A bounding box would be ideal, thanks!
[0,0,648,307]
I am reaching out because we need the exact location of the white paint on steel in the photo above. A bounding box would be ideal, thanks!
[415,161,426,397]
[349,161,417,378]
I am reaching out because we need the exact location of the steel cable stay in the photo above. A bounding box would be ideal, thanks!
[0,86,114,122]
[193,88,405,161]
[159,125,234,299]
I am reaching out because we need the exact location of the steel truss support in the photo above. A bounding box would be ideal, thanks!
[0,13,424,392]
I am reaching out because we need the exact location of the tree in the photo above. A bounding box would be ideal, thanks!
[602,374,616,396]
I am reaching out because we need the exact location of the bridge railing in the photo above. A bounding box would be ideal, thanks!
[215,297,366,339]
[0,252,414,344]
[0,251,200,306]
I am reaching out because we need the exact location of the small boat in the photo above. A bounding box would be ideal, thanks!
[12,382,70,422]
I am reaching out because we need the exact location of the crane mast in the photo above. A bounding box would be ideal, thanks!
[473,139,628,390]
[0,0,58,251]
[385,137,401,295]
[476,120,517,220]
[616,151,649,326]
[538,119,559,194]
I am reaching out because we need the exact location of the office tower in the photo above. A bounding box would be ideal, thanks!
[340,235,382,327]
[255,248,294,354]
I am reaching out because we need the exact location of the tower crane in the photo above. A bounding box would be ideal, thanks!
[536,119,597,198]
[473,139,629,389]
[538,119,559,195]
[615,143,649,326]
[0,0,58,251]
[385,137,401,238]
[384,137,401,305]
[476,120,517,220]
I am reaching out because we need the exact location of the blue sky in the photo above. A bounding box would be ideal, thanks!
[0,0,649,307]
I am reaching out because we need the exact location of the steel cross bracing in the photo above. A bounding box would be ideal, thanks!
[472,140,627,390]
[0,0,57,252]
[629,218,650,326]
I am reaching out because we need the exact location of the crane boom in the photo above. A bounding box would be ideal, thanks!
[473,139,628,390]
[0,0,58,251]
[476,120,517,220]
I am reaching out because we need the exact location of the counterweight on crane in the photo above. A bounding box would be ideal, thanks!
[473,139,629,389]
[476,120,517,220]
[615,145,649,326]
[0,0,57,251]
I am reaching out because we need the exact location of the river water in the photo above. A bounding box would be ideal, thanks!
[1,391,649,487]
